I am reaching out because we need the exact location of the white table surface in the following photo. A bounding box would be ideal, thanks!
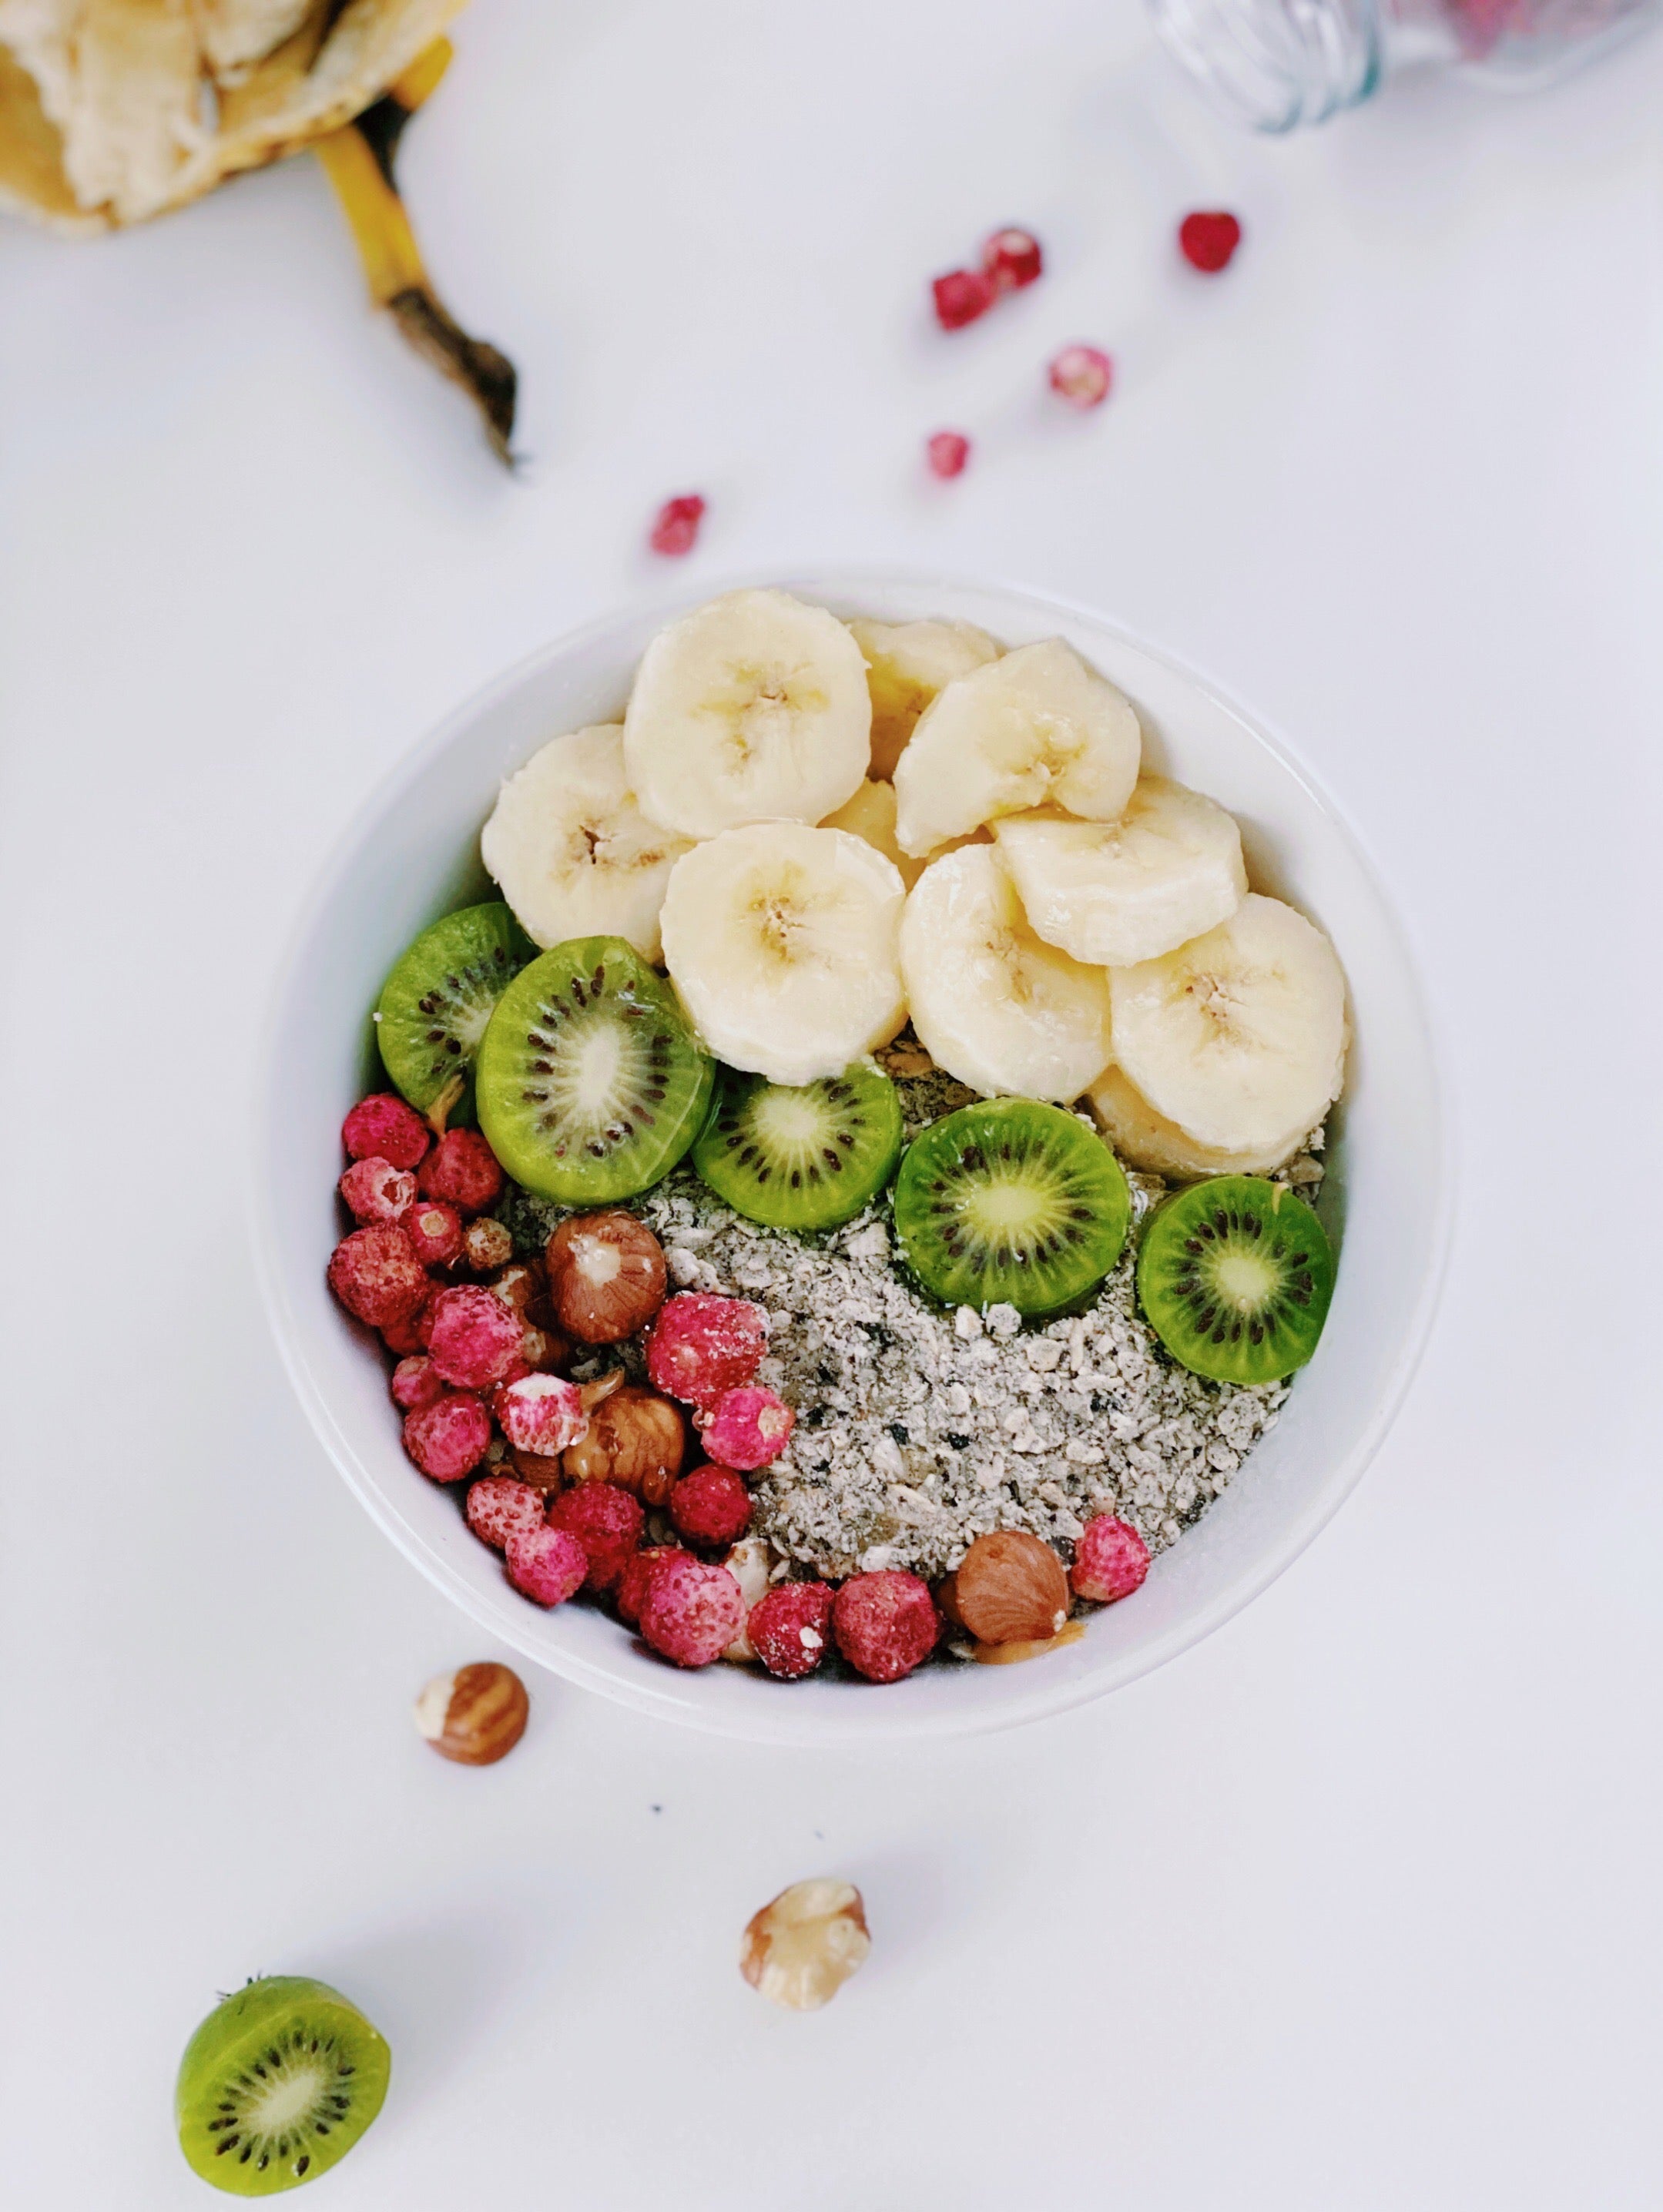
[4,4,1661,2204]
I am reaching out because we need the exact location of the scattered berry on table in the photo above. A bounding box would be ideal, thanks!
[464,1473,547,1551]
[342,1093,431,1171]
[832,1570,940,1683]
[418,1128,503,1215]
[339,1156,416,1225]
[1070,1513,1151,1604]
[391,1354,444,1413]
[327,1222,430,1330]
[545,1210,667,1342]
[548,1481,645,1592]
[462,1217,515,1273]
[616,1545,687,1629]
[638,1554,746,1668]
[748,1582,836,1681]
[1048,344,1113,410]
[645,1292,767,1406]
[427,1285,525,1391]
[699,1385,795,1472]
[505,1523,588,1607]
[403,1391,492,1483]
[404,1199,464,1268]
[650,494,706,557]
[926,430,971,480]
[669,1466,753,1549]
[1179,209,1242,273]
[981,224,1043,293]
[932,266,997,330]
[494,1372,588,1456]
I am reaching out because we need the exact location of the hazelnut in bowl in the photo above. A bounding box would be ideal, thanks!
[254,573,1448,1744]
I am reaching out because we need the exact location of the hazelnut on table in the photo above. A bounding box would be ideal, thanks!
[414,1662,528,1765]
[740,1879,871,2010]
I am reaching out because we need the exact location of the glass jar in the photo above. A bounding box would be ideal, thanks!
[1148,0,1659,130]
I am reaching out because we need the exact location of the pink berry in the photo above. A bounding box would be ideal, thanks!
[832,1570,939,1684]
[327,1222,429,1331]
[1048,344,1112,410]
[699,1386,794,1472]
[926,430,971,480]
[417,1128,503,1215]
[427,1285,525,1391]
[749,1582,835,1681]
[638,1553,745,1669]
[464,1473,547,1551]
[505,1523,588,1607]
[404,1391,492,1483]
[645,1292,766,1406]
[1071,1513,1150,1604]
[669,1466,753,1549]
[548,1482,644,1593]
[650,494,706,556]
[494,1372,588,1456]
[616,1544,688,1629]
[404,1199,464,1268]
[1179,209,1242,274]
[391,1353,444,1412]
[981,224,1043,293]
[342,1093,431,1171]
[380,1295,432,1357]
[339,1156,416,1225]
[932,266,996,330]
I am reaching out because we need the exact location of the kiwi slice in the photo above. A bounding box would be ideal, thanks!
[1137,1174,1335,1384]
[375,901,535,1122]
[893,1098,1131,1316]
[692,1063,903,1231]
[175,1975,390,2195]
[477,935,714,1203]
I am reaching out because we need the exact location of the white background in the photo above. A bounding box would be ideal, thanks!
[4,3,1661,2204]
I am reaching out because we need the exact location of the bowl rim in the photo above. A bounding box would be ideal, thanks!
[250,566,1455,1744]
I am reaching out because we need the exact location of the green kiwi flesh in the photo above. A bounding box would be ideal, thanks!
[892,1098,1131,1316]
[175,1976,390,2195]
[476,936,714,1203]
[692,1063,903,1231]
[1136,1174,1335,1383]
[375,901,535,1122]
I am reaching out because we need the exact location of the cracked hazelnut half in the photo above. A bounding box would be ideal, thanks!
[740,1879,870,2010]
[545,1211,667,1343]
[562,1384,686,1503]
[936,1530,1070,1647]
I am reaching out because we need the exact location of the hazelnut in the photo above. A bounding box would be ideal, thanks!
[936,1530,1070,1647]
[488,1259,544,1314]
[508,1445,567,1492]
[463,1217,515,1273]
[518,1322,572,1374]
[562,1383,685,1503]
[740,1879,871,2011]
[545,1211,667,1344]
[719,1535,774,1663]
[413,1661,528,1765]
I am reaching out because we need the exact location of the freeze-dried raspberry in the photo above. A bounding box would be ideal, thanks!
[339,1156,416,1225]
[645,1293,766,1406]
[463,1217,515,1273]
[638,1554,745,1668]
[464,1473,547,1551]
[1071,1513,1150,1604]
[391,1354,444,1412]
[1179,209,1242,273]
[505,1523,588,1607]
[933,266,996,330]
[982,224,1043,293]
[427,1285,525,1390]
[548,1482,644,1593]
[616,1546,687,1629]
[495,1372,588,1456]
[417,1128,503,1215]
[1048,344,1112,409]
[404,1199,464,1268]
[669,1466,753,1549]
[699,1386,794,1472]
[832,1570,939,1683]
[381,1290,434,1357]
[342,1093,431,1170]
[749,1582,836,1681]
[926,430,971,480]
[327,1222,429,1331]
[650,494,706,556]
[404,1392,492,1483]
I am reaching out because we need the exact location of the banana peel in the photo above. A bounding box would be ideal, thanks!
[0,0,516,461]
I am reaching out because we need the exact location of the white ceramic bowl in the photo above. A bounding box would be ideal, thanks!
[255,573,1449,1744]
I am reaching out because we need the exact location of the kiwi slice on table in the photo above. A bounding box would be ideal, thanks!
[1137,1174,1335,1384]
[893,1098,1131,1316]
[692,1063,903,1231]
[476,935,714,1203]
[175,1975,390,2195]
[375,901,535,1123]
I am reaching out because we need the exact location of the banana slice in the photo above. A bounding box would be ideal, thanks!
[847,617,1001,779]
[899,844,1112,1101]
[480,724,693,962]
[820,778,928,890]
[1108,893,1347,1155]
[624,589,871,840]
[659,823,907,1087]
[993,777,1246,967]
[1086,1064,1309,1180]
[893,638,1142,856]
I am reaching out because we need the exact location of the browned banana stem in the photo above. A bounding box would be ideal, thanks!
[314,39,518,464]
